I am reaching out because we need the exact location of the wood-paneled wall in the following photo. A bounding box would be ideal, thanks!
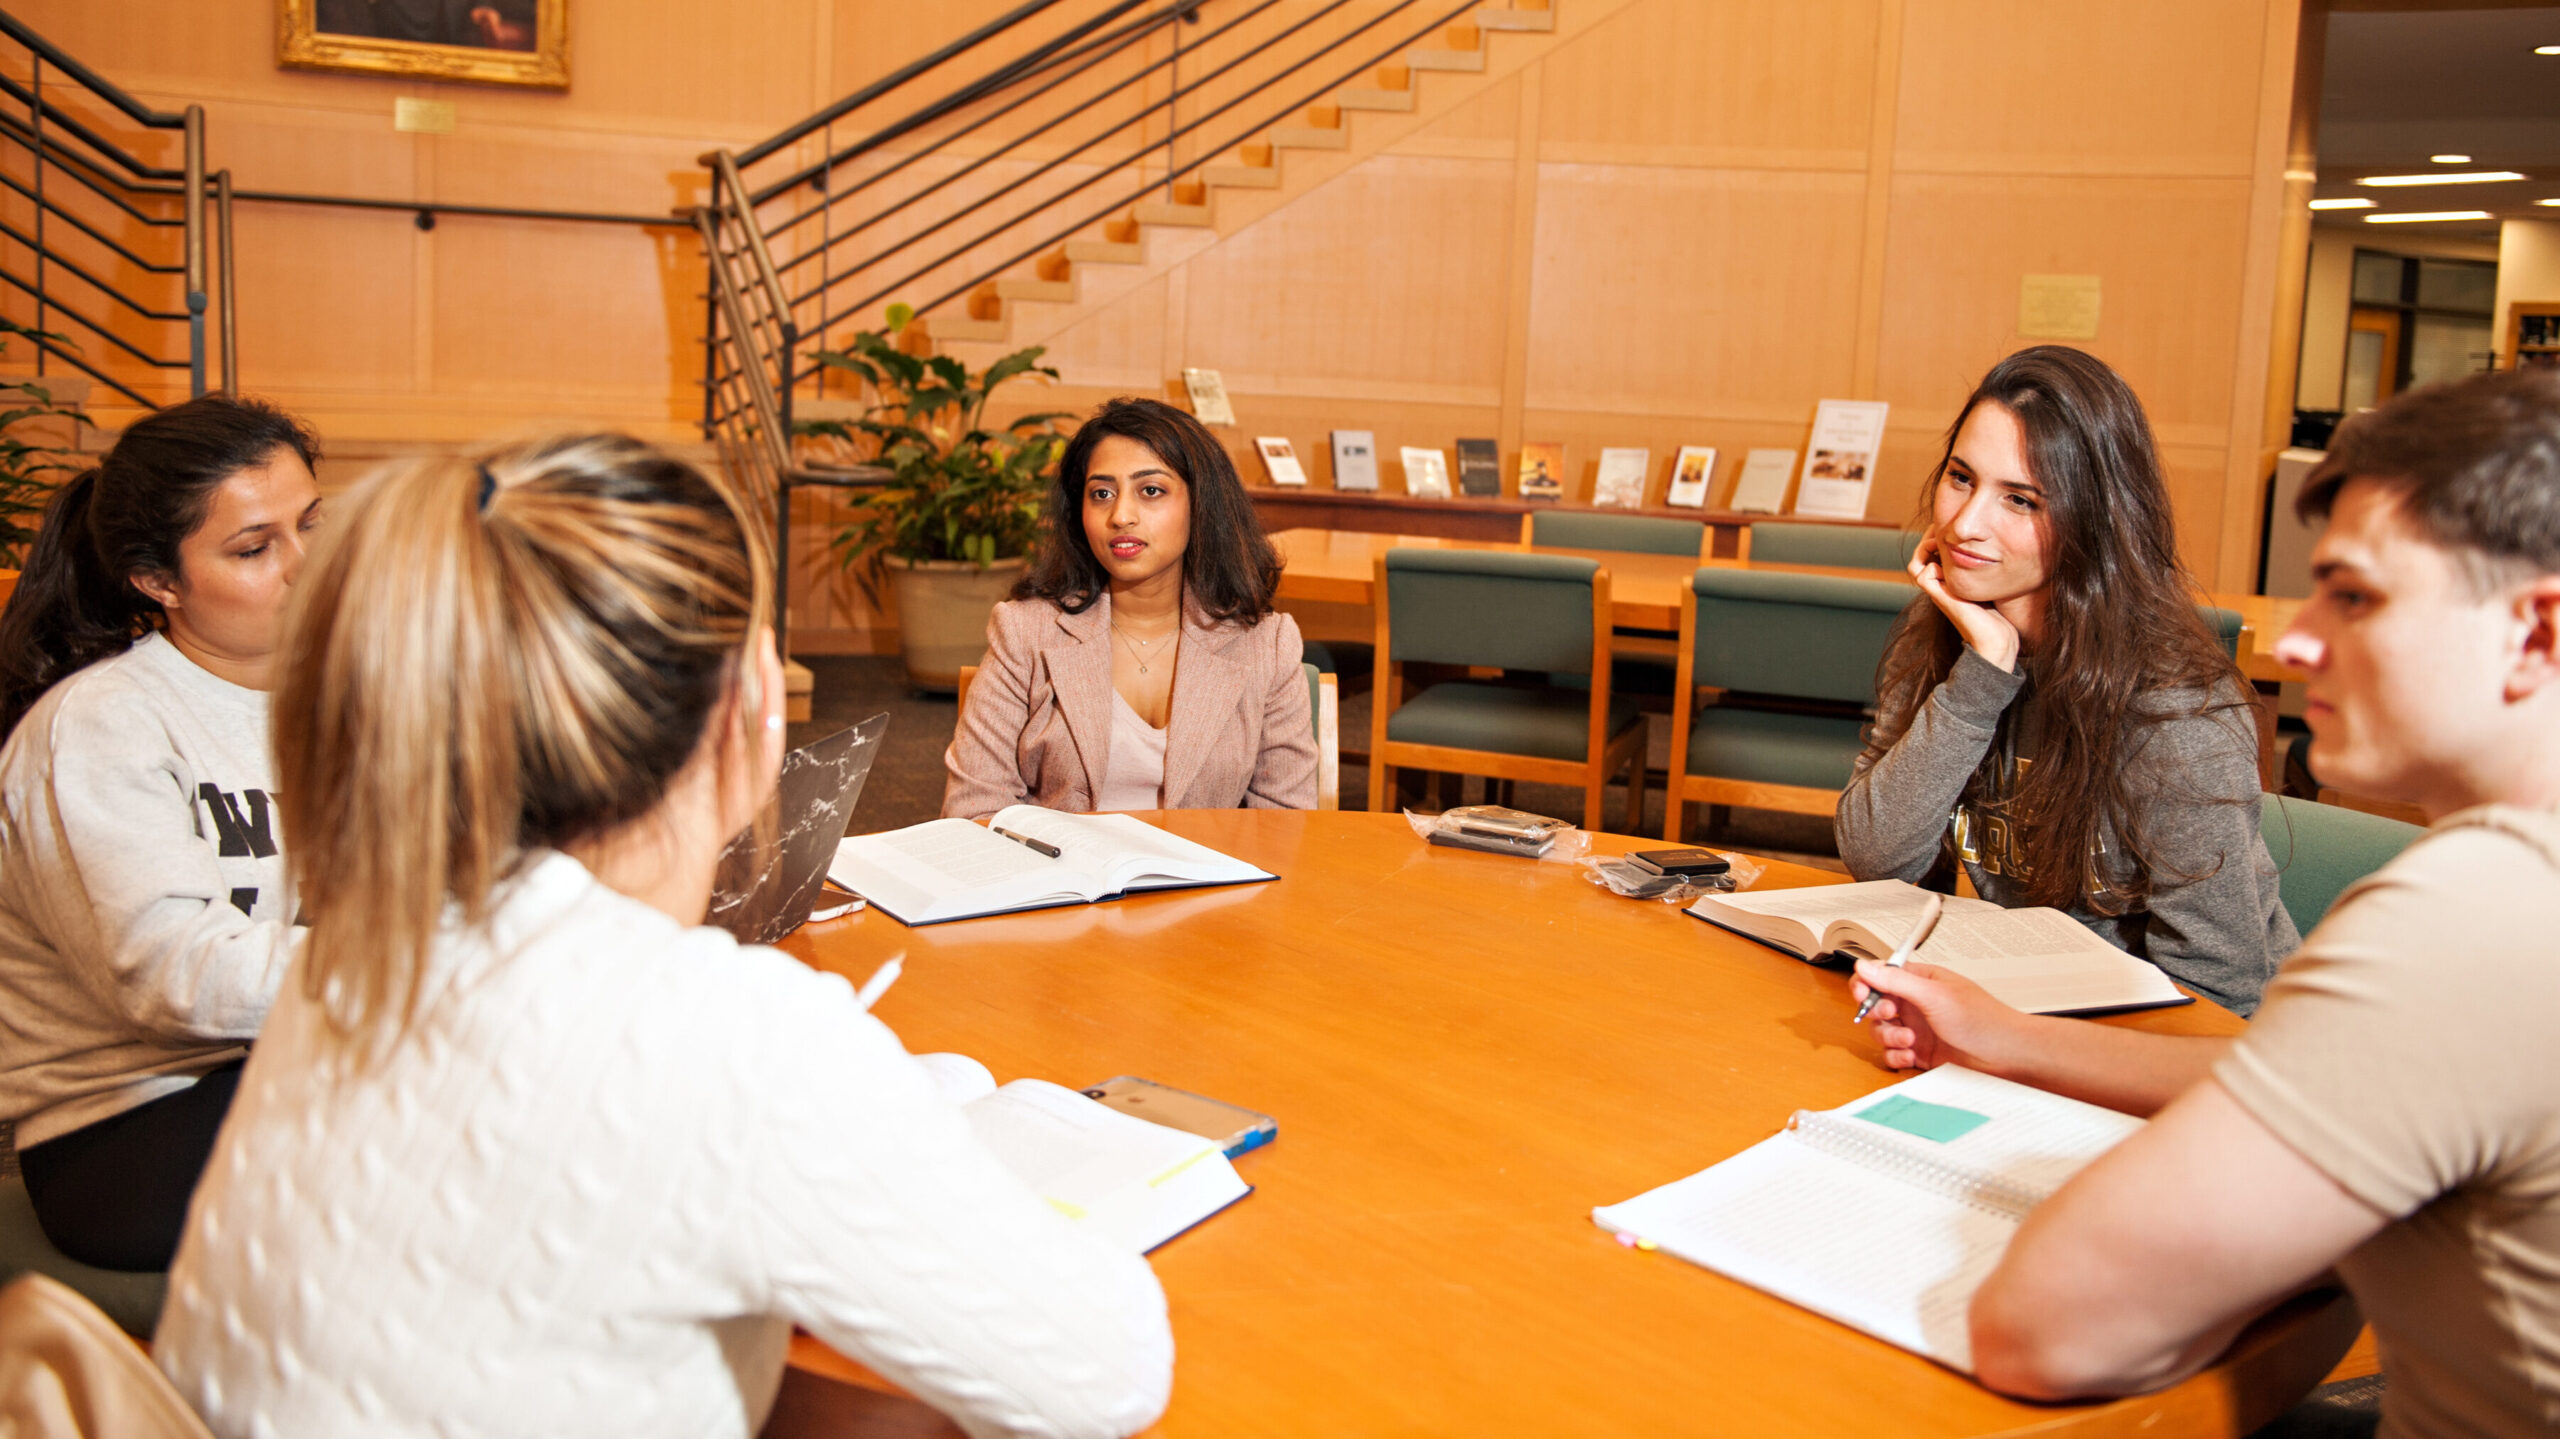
[16,0,2305,651]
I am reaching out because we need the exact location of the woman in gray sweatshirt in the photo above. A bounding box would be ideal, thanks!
[0,395,321,1269]
[1834,347,2295,1015]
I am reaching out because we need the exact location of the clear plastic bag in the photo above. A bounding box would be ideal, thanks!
[1403,805,1592,863]
[1579,850,1763,903]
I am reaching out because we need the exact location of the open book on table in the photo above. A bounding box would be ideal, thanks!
[830,806,1276,926]
[1593,1065,2142,1372]
[1687,878,2191,1016]
[925,1057,1251,1254]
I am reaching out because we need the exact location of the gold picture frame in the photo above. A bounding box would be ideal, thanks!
[279,0,569,90]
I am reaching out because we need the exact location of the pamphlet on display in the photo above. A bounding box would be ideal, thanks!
[1794,400,1890,520]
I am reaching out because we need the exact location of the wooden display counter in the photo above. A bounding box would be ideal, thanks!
[1245,486,1901,557]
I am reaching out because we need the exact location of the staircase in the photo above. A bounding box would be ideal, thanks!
[695,0,1624,658]
[0,11,233,410]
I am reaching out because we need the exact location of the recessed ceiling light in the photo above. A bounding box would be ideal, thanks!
[2356,171,2527,187]
[2541,198,2560,207]
[2309,198,2377,210]
[2431,154,2473,164]
[2362,210,2493,224]
[2537,44,2560,55]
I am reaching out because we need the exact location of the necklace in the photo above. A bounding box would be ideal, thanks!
[1112,621,1177,675]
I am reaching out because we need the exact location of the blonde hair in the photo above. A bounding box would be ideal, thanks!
[274,434,772,1042]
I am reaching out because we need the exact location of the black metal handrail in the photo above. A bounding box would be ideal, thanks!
[810,0,1462,335]
[0,6,227,407]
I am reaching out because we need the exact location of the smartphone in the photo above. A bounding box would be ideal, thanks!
[1080,1076,1277,1158]
[1627,848,1731,878]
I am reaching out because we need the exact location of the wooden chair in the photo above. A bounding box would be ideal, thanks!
[2258,793,2424,932]
[1664,568,1911,840]
[0,570,17,613]
[1737,521,1919,570]
[1304,661,1340,811]
[955,663,977,717]
[1520,510,1712,560]
[1369,549,1646,831]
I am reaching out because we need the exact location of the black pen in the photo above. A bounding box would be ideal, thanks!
[992,825,1062,858]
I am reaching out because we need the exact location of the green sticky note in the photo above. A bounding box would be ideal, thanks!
[1855,1093,1990,1144]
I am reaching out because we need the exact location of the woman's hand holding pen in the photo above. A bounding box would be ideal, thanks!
[1909,525,2021,673]
[1852,958,2042,1077]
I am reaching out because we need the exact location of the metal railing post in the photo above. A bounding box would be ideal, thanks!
[29,53,43,375]
[215,168,235,393]
[183,106,206,397]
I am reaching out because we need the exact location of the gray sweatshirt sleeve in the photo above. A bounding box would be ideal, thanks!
[1834,648,2024,882]
[2111,693,2298,1016]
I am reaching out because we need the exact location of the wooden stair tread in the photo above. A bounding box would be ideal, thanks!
[1204,162,1282,189]
[1132,199,1213,226]
[1478,7,1557,31]
[1063,237,1145,264]
[929,312,1009,342]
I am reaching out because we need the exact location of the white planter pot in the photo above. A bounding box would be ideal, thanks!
[886,554,1027,692]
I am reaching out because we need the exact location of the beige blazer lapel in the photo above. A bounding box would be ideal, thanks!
[1046,599,1116,803]
[1160,606,1245,806]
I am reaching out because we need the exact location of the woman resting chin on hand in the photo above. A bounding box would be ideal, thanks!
[1834,345,2296,1019]
[942,396,1316,819]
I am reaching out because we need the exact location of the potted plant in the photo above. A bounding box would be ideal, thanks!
[0,321,92,572]
[803,306,1071,692]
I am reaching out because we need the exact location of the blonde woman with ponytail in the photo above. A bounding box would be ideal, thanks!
[156,436,1172,1439]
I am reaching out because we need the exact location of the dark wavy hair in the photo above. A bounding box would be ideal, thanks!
[1863,346,2245,912]
[0,394,319,741]
[1014,396,1280,623]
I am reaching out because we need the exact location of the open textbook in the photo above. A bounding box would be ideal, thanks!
[925,1057,1251,1254]
[830,806,1276,925]
[1687,878,2190,1015]
[1594,1065,2142,1372]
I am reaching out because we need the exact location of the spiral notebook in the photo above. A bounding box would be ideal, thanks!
[1592,1066,2142,1372]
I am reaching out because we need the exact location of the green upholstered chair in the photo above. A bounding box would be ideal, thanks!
[1665,568,1913,840]
[1520,510,1711,558]
[1520,511,1707,700]
[2257,793,2424,933]
[0,1175,165,1339]
[1740,521,1921,571]
[2199,604,2245,660]
[1368,549,1647,831]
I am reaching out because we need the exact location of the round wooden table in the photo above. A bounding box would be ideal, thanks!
[777,810,2356,1438]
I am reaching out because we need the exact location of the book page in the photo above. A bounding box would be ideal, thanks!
[965,1079,1246,1253]
[1691,878,1958,956]
[1897,909,2189,1015]
[1596,1133,2006,1369]
[828,818,1095,923]
[991,808,1274,893]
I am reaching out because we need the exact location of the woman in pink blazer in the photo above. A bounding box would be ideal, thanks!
[942,398,1317,820]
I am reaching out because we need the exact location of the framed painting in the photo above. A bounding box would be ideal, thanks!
[279,0,569,89]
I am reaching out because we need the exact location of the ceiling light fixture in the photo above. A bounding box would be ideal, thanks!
[2362,210,2493,224]
[2540,199,2560,207]
[2356,171,2527,187]
[2537,44,2560,55]
[2309,198,2376,210]
[2430,154,2472,164]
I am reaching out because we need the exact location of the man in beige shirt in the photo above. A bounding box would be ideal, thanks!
[1852,366,2560,1436]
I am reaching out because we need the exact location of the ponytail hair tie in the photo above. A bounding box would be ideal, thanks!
[476,463,498,514]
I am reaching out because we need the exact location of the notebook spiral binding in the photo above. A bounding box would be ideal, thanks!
[1784,1111,2046,1221]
